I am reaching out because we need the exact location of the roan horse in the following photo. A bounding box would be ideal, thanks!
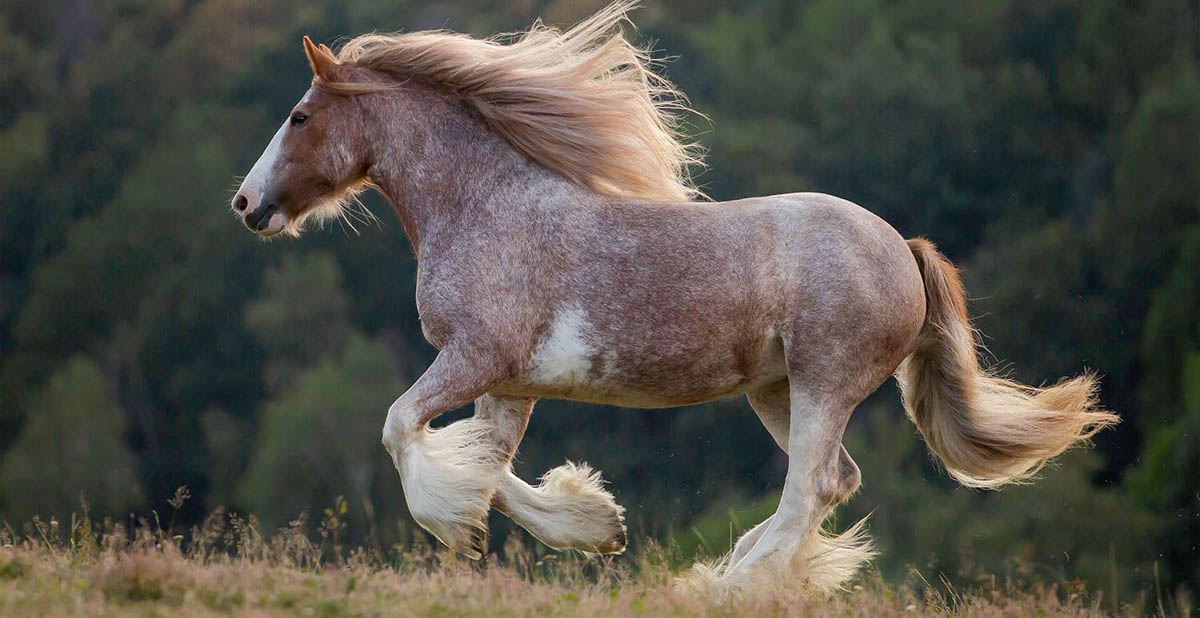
[231,1,1118,593]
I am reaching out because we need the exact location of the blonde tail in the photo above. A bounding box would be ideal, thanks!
[896,239,1119,488]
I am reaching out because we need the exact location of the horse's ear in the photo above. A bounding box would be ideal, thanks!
[302,35,339,82]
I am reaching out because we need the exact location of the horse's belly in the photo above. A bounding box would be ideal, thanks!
[499,305,787,407]
[504,370,783,408]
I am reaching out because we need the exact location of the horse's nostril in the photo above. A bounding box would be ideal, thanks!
[233,195,248,212]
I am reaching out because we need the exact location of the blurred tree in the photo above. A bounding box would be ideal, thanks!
[1126,352,1200,593]
[0,356,143,522]
[1130,250,1200,599]
[1106,68,1200,421]
[237,336,407,535]
[244,251,355,392]
[1140,225,1200,425]
[668,0,1068,256]
[1060,0,1194,129]
[970,61,1200,476]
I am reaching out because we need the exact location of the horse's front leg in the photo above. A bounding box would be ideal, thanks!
[381,342,519,559]
[478,395,628,555]
[494,462,627,554]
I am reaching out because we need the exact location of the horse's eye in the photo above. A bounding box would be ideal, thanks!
[290,112,308,127]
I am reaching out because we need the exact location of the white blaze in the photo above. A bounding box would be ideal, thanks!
[234,119,287,213]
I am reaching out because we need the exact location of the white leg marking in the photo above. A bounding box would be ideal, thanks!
[680,392,874,596]
[390,418,504,559]
[496,462,626,554]
[729,514,773,566]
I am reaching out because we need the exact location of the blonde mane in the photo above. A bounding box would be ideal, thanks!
[323,1,705,203]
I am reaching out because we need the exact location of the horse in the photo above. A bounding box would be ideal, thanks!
[230,1,1118,593]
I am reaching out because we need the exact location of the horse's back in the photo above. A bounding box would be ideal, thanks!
[701,191,924,322]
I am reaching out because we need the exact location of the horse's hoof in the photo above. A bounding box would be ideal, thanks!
[589,505,626,554]
[411,485,494,560]
[417,509,491,560]
[457,521,489,561]
[592,521,626,554]
[515,461,628,554]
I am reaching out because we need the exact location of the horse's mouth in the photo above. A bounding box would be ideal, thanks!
[257,224,286,238]
[243,206,289,237]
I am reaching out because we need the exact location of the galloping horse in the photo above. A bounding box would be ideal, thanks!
[231,1,1117,592]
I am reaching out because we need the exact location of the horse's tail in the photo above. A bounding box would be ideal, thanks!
[895,238,1118,488]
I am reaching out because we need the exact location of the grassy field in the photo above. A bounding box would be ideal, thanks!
[0,508,1165,617]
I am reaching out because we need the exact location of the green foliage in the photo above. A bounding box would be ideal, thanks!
[1126,353,1200,592]
[0,357,143,522]
[244,252,355,391]
[237,336,407,533]
[1141,226,1200,421]
[675,487,779,562]
[672,0,1067,255]
[968,67,1200,594]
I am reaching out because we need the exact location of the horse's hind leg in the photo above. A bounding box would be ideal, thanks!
[728,381,863,570]
[721,384,871,592]
[748,380,792,449]
[726,380,790,566]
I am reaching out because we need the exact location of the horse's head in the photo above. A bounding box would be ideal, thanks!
[232,37,371,237]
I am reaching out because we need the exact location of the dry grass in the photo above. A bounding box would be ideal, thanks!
[0,502,1149,617]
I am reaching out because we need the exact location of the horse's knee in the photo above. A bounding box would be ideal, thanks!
[381,405,415,455]
[381,423,400,454]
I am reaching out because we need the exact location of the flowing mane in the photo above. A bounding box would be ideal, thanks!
[321,1,705,203]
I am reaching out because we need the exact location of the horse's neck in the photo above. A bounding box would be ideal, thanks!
[364,89,582,256]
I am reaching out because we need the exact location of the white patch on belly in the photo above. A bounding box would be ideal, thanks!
[528,306,594,387]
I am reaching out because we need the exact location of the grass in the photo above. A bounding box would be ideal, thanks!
[0,497,1171,617]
